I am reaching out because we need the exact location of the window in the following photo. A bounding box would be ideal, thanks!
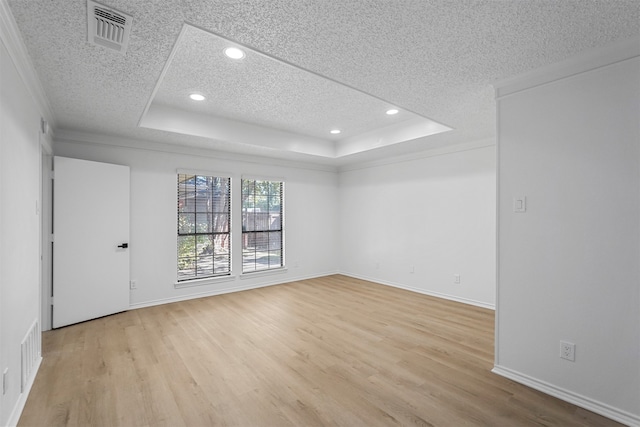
[177,174,231,281]
[242,179,284,273]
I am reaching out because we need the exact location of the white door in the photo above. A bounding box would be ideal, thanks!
[53,156,130,328]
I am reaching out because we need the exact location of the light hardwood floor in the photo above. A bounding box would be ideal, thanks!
[19,275,622,426]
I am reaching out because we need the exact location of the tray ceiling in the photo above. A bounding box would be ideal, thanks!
[5,0,640,168]
[140,24,451,158]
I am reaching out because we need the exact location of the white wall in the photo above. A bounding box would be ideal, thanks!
[495,45,640,425]
[338,145,496,308]
[53,138,339,308]
[0,38,42,426]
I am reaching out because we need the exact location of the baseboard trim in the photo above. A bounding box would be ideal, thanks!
[6,356,42,427]
[132,271,494,311]
[340,272,495,310]
[492,365,640,427]
[129,271,339,310]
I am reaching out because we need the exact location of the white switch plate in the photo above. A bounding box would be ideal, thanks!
[513,196,527,213]
[2,368,8,395]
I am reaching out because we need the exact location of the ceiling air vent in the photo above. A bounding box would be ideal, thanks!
[87,0,133,54]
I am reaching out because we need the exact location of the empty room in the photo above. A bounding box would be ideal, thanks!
[1,0,639,426]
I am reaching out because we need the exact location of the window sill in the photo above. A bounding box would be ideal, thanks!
[240,267,288,280]
[174,274,236,289]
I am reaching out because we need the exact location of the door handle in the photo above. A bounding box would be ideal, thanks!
[117,243,128,249]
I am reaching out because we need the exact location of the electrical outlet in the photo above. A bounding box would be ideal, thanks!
[130,280,137,290]
[454,274,461,284]
[410,265,415,274]
[560,341,575,361]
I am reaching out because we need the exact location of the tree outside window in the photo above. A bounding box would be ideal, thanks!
[177,174,231,281]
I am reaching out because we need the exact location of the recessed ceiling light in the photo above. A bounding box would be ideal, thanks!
[224,47,245,60]
[189,93,205,101]
[330,129,341,134]
[386,109,399,115]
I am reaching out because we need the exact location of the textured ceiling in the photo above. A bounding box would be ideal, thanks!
[6,0,640,167]
[151,25,427,140]
[141,24,451,157]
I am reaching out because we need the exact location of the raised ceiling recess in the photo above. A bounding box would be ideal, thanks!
[86,0,133,54]
[139,24,452,158]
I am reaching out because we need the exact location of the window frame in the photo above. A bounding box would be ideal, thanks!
[176,172,232,282]
[241,178,285,274]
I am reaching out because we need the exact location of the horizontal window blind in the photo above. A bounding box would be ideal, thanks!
[177,174,231,281]
[241,179,284,273]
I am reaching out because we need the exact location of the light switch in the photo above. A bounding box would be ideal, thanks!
[513,196,526,213]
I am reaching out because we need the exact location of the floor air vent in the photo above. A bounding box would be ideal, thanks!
[21,320,40,392]
[87,0,133,54]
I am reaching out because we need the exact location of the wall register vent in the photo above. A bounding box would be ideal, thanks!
[87,0,133,54]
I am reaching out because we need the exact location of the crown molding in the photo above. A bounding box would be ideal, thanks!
[54,129,340,173]
[337,138,495,173]
[56,128,497,174]
[0,0,56,128]
[494,36,640,99]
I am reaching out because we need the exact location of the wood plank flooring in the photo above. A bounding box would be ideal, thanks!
[19,275,622,426]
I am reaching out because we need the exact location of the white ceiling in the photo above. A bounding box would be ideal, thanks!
[140,24,452,159]
[6,0,640,168]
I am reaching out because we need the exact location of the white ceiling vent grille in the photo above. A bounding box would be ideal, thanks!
[87,0,133,54]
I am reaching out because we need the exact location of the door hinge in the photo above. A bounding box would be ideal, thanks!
[50,297,54,305]
[50,234,54,242]
[50,170,55,179]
